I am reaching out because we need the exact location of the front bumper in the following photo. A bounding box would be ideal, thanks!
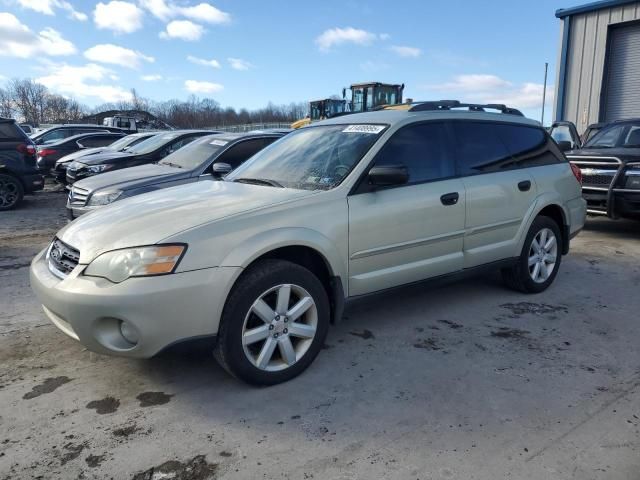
[30,248,241,358]
[568,157,640,219]
[65,202,98,219]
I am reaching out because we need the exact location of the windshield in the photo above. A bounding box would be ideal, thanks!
[127,133,180,154]
[158,137,225,169]
[584,122,640,148]
[226,124,385,190]
[106,134,151,151]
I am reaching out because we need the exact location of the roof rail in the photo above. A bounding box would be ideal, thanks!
[408,100,524,116]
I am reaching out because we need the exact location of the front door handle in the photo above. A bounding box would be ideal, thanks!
[440,192,459,206]
[518,180,531,192]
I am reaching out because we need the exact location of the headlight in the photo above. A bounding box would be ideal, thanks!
[88,190,123,206]
[84,244,186,283]
[87,164,112,174]
[68,161,81,171]
[625,166,640,189]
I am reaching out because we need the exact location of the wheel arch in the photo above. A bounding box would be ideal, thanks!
[219,228,347,323]
[519,198,570,256]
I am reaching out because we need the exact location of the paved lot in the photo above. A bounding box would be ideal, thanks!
[1,188,640,480]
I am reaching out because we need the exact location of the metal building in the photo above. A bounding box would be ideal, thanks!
[554,0,640,131]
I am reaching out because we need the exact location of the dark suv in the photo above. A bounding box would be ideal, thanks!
[0,117,44,210]
[552,119,640,219]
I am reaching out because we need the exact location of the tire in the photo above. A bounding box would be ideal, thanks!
[502,215,563,293]
[0,173,24,211]
[214,259,330,385]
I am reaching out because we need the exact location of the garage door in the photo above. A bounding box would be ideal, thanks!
[603,22,640,122]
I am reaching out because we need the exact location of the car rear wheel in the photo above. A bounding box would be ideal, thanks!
[502,215,562,293]
[214,259,329,385]
[0,174,24,211]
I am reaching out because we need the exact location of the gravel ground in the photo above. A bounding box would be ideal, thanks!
[1,187,640,480]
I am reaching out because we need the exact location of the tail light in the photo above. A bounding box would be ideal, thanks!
[17,143,36,156]
[38,148,57,157]
[570,163,582,184]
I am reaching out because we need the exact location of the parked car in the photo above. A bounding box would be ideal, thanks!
[30,103,586,385]
[31,124,127,146]
[36,132,126,174]
[66,131,285,218]
[65,130,215,185]
[52,132,157,184]
[0,117,44,210]
[552,118,640,219]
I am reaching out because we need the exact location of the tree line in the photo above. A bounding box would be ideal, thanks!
[0,78,308,128]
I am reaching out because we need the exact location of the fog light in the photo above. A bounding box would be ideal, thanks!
[119,321,139,345]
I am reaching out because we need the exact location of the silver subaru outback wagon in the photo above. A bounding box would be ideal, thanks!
[31,102,586,385]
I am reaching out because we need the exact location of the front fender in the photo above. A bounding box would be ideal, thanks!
[219,227,347,293]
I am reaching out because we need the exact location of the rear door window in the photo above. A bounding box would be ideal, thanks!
[78,135,119,148]
[452,122,512,175]
[373,122,454,184]
[498,125,560,168]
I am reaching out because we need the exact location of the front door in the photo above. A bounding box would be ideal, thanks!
[348,122,466,296]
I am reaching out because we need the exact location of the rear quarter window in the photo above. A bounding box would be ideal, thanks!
[0,122,22,140]
[453,121,561,176]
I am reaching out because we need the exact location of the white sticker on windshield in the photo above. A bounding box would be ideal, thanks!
[210,139,228,146]
[342,125,385,134]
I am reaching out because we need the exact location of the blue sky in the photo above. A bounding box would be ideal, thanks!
[0,0,583,122]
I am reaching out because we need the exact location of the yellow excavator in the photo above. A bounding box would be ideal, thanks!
[291,81,405,128]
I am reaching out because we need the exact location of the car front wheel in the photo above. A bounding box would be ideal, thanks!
[214,259,330,385]
[502,215,562,293]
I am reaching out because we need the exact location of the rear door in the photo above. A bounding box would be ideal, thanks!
[452,121,541,268]
[347,121,466,296]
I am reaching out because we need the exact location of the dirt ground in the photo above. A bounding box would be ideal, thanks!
[1,187,640,480]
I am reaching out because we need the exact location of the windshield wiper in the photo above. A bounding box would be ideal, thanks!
[233,177,284,188]
[160,161,183,169]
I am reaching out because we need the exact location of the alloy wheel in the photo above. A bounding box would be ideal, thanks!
[528,227,558,283]
[241,284,318,372]
[0,177,19,208]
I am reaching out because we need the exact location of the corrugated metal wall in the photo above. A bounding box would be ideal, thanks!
[555,1,640,130]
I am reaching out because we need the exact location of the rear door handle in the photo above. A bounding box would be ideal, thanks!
[440,192,459,206]
[518,180,531,192]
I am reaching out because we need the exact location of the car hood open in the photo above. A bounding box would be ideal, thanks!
[57,181,314,264]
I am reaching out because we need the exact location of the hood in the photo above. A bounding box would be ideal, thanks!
[79,150,134,165]
[72,163,186,192]
[56,147,105,165]
[567,147,640,162]
[58,181,314,264]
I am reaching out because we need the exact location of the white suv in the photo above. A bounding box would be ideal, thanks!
[31,102,587,385]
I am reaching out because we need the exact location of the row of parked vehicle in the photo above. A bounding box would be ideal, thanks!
[28,101,589,385]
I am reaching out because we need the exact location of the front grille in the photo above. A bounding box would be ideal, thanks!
[47,237,80,278]
[581,171,616,187]
[69,185,89,206]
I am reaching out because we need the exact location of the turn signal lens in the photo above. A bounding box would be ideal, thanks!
[570,163,582,184]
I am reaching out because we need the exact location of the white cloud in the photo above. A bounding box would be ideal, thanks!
[159,20,204,41]
[228,57,252,71]
[390,45,421,58]
[94,1,143,33]
[16,0,88,20]
[379,33,390,41]
[84,44,154,69]
[184,79,223,94]
[36,62,133,102]
[141,74,162,81]
[315,27,377,52]
[423,74,554,110]
[187,55,220,68]
[139,0,230,23]
[0,12,76,58]
[360,60,389,72]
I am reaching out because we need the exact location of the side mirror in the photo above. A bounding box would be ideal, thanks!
[368,165,409,187]
[212,162,232,176]
[556,140,573,152]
